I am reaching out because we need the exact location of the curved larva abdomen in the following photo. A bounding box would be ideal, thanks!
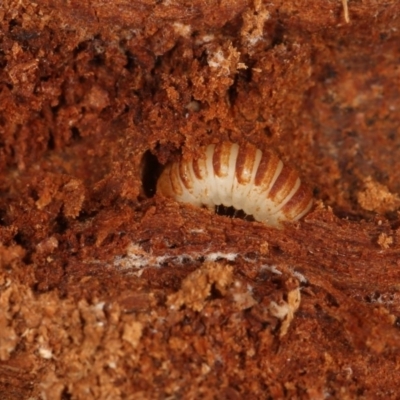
[156,142,313,228]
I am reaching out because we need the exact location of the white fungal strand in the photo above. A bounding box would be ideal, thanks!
[156,142,313,228]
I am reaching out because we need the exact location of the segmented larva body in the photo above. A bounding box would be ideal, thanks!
[157,142,313,228]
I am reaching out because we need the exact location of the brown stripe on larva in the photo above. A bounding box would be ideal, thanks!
[280,183,313,220]
[213,142,230,178]
[235,144,258,185]
[169,162,183,196]
[192,154,206,180]
[178,159,193,190]
[254,151,280,188]
[267,165,299,205]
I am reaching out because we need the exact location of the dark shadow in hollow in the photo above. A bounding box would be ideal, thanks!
[141,150,163,198]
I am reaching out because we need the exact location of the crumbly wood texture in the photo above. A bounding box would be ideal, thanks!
[1,0,400,398]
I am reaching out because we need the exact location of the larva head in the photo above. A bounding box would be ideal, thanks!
[156,163,174,198]
[157,155,206,208]
[157,163,180,198]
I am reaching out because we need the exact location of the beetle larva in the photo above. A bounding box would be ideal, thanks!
[156,142,313,228]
